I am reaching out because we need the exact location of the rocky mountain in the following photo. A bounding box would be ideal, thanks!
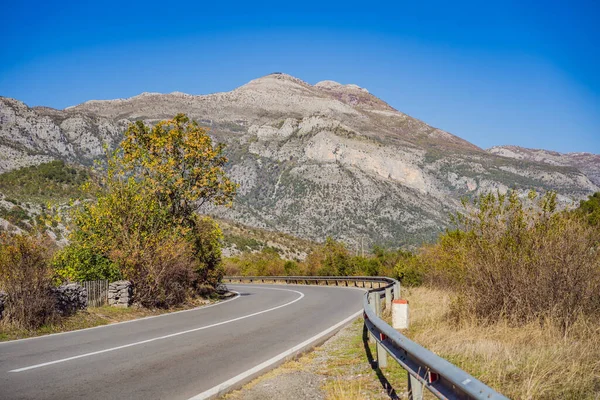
[1,73,598,247]
[488,145,600,187]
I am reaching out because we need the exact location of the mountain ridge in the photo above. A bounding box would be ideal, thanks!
[1,72,598,246]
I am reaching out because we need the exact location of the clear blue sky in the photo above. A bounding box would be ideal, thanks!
[1,0,598,153]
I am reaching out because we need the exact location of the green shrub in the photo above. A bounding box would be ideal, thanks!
[0,160,88,202]
[189,216,224,288]
[351,257,380,276]
[577,192,600,226]
[0,205,31,230]
[52,243,121,283]
[394,255,424,287]
[284,260,300,275]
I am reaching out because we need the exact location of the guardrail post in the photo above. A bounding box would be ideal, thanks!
[368,292,377,344]
[385,287,392,310]
[374,294,388,369]
[408,374,424,400]
[394,282,401,300]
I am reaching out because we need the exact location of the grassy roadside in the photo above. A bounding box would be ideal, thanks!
[0,294,232,342]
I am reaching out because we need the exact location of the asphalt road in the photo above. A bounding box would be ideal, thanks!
[0,284,364,400]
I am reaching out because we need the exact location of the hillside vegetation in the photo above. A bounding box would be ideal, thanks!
[0,160,88,203]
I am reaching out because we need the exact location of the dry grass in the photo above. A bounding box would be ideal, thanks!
[327,379,364,399]
[403,286,600,400]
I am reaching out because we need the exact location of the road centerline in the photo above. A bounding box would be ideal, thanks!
[8,287,304,373]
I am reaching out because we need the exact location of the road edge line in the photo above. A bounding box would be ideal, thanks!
[187,308,364,400]
[9,288,305,372]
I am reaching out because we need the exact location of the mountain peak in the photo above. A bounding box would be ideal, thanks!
[315,80,369,93]
[244,73,312,89]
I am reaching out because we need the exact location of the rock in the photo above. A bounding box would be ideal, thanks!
[108,280,132,308]
[52,283,87,316]
[0,290,7,320]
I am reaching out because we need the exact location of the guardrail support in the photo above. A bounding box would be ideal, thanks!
[368,292,377,344]
[374,294,388,369]
[408,374,424,400]
[385,287,392,310]
[394,282,401,300]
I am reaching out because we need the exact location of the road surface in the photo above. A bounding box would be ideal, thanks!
[0,284,363,399]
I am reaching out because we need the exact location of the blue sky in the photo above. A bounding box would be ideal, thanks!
[1,1,598,153]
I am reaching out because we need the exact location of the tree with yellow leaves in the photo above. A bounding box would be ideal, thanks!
[120,113,237,224]
[54,114,237,304]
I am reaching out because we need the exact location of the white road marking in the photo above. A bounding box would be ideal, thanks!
[9,287,304,373]
[188,309,364,400]
[0,290,242,346]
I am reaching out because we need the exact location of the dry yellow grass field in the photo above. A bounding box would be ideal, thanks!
[402,287,600,400]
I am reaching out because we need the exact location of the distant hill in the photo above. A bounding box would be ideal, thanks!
[1,73,598,247]
[488,145,600,186]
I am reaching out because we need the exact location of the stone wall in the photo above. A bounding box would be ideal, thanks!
[53,283,88,316]
[108,280,132,308]
[0,284,87,320]
[0,290,6,319]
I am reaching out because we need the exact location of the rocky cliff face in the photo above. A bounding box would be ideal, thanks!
[1,73,598,247]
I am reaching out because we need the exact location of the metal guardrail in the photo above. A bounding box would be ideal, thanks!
[224,276,508,400]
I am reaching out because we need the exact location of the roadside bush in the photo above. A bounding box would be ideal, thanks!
[577,191,600,226]
[284,260,300,275]
[189,216,225,288]
[52,243,121,283]
[351,256,380,276]
[0,233,57,329]
[226,248,286,276]
[71,177,198,308]
[427,191,600,330]
[394,255,424,287]
[127,237,196,308]
[373,245,414,278]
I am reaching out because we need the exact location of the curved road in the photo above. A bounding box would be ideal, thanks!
[0,284,364,399]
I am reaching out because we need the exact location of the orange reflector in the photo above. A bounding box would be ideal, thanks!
[428,372,439,383]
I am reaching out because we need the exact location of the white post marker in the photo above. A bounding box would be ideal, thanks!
[392,299,409,330]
